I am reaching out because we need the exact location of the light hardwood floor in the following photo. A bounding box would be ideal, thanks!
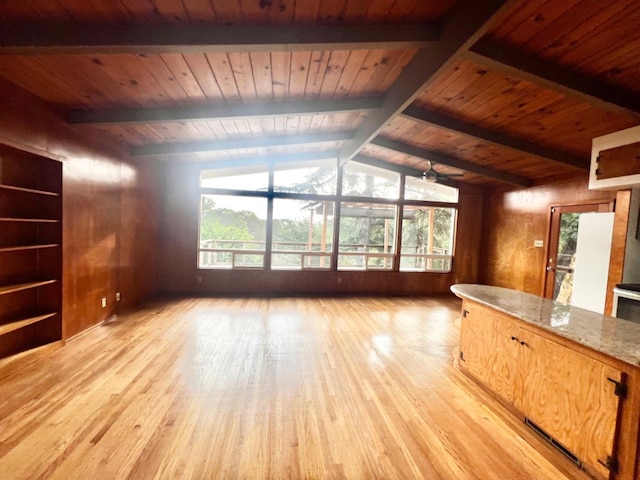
[0,296,593,479]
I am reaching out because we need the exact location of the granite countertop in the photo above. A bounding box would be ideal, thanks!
[451,284,640,368]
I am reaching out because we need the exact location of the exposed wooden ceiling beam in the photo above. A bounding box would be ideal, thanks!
[370,137,531,187]
[338,0,515,163]
[68,97,383,126]
[132,131,354,157]
[187,151,340,170]
[465,38,640,117]
[352,154,460,189]
[401,106,588,170]
[0,24,438,55]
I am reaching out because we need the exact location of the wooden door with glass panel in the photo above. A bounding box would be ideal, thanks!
[544,202,612,302]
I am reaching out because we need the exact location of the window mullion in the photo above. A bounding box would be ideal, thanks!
[264,167,275,270]
[331,162,343,271]
[393,174,406,272]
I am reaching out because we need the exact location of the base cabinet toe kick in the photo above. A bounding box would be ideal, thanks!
[452,284,640,480]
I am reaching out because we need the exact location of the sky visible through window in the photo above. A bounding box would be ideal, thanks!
[201,163,457,216]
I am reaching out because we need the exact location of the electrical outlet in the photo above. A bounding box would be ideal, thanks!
[101,297,107,308]
[534,240,544,248]
[116,292,121,302]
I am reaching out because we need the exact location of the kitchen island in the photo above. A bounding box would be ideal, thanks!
[451,284,640,480]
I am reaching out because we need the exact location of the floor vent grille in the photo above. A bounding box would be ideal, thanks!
[524,417,583,469]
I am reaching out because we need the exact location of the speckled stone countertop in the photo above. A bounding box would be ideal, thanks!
[451,284,640,368]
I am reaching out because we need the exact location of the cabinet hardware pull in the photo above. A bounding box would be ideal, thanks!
[510,336,518,342]
[520,340,527,346]
[463,309,469,318]
[607,377,628,398]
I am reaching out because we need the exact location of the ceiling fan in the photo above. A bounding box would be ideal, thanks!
[422,160,464,183]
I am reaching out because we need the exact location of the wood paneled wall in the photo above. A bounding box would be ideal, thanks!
[479,176,624,301]
[0,77,161,339]
[160,163,483,295]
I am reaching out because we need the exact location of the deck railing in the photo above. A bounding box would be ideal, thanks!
[198,240,451,271]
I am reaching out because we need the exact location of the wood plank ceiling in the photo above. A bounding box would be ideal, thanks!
[0,0,638,189]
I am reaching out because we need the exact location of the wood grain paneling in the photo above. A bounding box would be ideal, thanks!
[0,76,161,339]
[605,190,632,316]
[378,116,580,184]
[479,177,619,296]
[486,0,640,95]
[0,49,416,111]
[0,1,454,25]
[118,159,163,313]
[414,58,639,159]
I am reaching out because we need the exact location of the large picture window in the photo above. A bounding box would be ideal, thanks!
[197,160,458,272]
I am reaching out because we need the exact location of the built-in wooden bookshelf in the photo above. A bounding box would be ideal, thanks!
[0,143,62,372]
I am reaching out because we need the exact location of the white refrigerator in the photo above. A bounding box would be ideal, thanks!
[571,212,615,314]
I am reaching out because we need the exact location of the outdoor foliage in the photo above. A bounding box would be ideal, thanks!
[558,213,580,265]
[200,196,264,247]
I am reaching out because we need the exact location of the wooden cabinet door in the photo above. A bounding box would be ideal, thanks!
[458,301,492,385]
[484,316,520,406]
[518,329,623,478]
[596,141,640,179]
[459,302,519,405]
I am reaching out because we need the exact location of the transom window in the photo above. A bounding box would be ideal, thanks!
[198,159,458,272]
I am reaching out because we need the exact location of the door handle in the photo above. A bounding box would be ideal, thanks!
[546,266,555,271]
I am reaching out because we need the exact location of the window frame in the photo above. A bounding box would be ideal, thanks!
[197,160,459,273]
[271,197,335,271]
